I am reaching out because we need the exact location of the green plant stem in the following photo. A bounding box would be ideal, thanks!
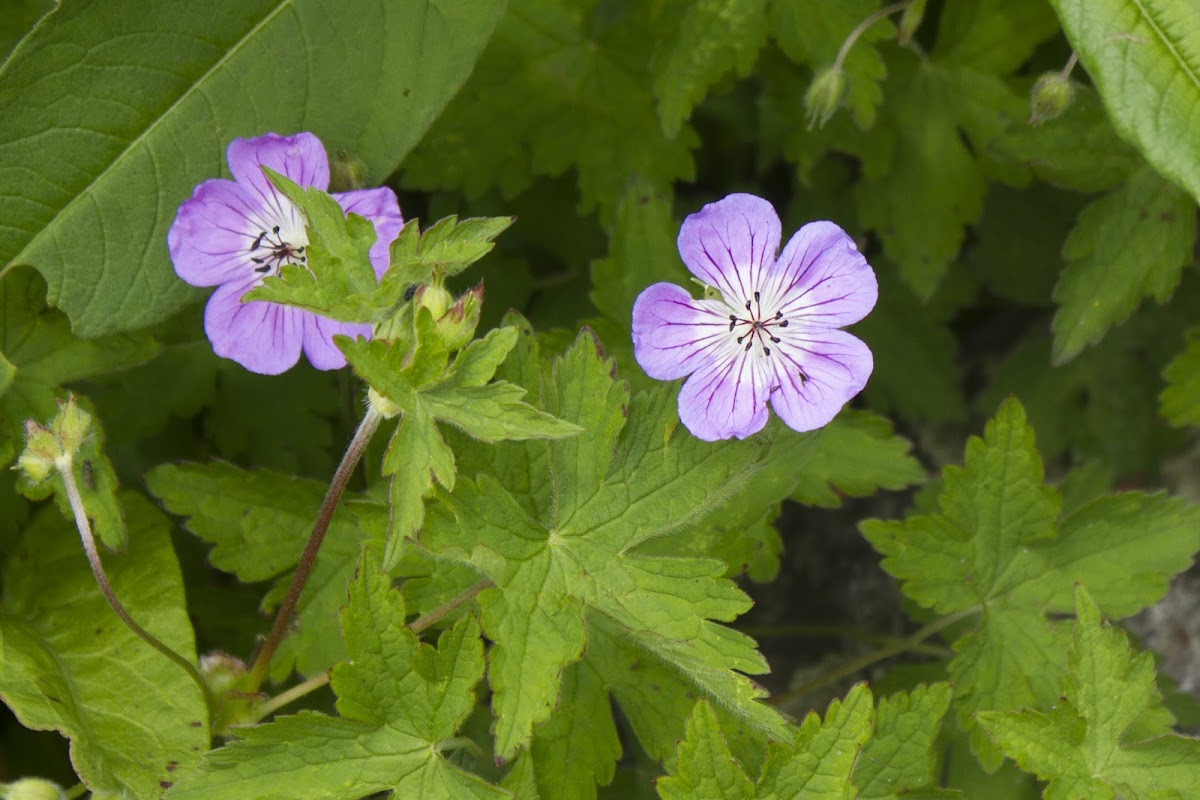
[56,457,214,713]
[767,607,978,707]
[834,0,913,70]
[253,670,332,721]
[251,580,493,721]
[244,406,383,692]
[740,623,953,658]
[64,782,87,800]
[1060,51,1079,79]
[410,579,492,634]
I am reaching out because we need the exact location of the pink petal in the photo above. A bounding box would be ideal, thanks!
[764,221,878,329]
[168,179,263,287]
[227,132,329,226]
[203,279,303,375]
[767,329,873,432]
[677,351,771,442]
[677,194,781,307]
[302,314,371,370]
[632,282,731,380]
[334,187,404,279]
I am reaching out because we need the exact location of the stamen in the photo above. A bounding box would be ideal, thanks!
[744,341,753,351]
[728,315,737,332]
[272,225,280,234]
[763,346,771,356]
[745,300,752,311]
[736,335,745,344]
[251,232,266,250]
[778,320,789,328]
[775,311,782,320]
[770,336,781,343]
[754,291,760,302]
[254,264,271,274]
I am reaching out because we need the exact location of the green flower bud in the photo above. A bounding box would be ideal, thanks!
[414,283,453,321]
[54,395,91,458]
[199,651,246,697]
[897,0,927,45]
[1029,72,1074,125]
[17,421,60,484]
[328,149,370,192]
[2,777,67,800]
[434,283,484,352]
[804,66,846,130]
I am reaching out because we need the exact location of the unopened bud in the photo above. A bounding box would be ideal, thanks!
[2,777,68,800]
[804,66,846,130]
[17,421,59,483]
[414,283,453,321]
[54,395,91,458]
[199,652,246,697]
[329,150,370,192]
[435,284,484,351]
[897,0,927,45]
[1029,72,1074,125]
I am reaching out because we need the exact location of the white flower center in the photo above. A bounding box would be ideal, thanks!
[248,223,309,277]
[725,290,808,382]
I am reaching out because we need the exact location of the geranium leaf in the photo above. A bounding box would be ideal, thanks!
[166,552,507,800]
[0,494,207,798]
[0,0,506,335]
[1161,327,1200,426]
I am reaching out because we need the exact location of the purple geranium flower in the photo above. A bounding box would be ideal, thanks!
[168,132,403,375]
[632,193,877,441]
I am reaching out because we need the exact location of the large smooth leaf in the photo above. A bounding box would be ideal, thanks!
[0,0,506,336]
[1049,0,1200,205]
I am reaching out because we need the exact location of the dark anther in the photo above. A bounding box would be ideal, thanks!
[729,319,736,332]
[770,336,781,343]
[272,225,280,234]
[799,371,808,383]
[403,284,418,301]
[736,335,745,344]
[763,346,771,356]
[744,341,753,351]
[251,256,265,264]
[254,264,271,274]
[775,311,782,319]
[754,291,760,302]
[778,320,789,327]
[251,232,266,250]
[745,300,752,311]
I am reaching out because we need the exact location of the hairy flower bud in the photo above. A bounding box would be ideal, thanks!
[17,421,59,483]
[329,149,370,192]
[435,283,484,351]
[897,0,927,45]
[2,777,67,800]
[414,283,453,321]
[804,66,846,130]
[1029,72,1074,125]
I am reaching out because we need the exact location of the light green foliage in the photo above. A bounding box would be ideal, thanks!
[1161,327,1200,426]
[0,0,505,335]
[389,215,516,287]
[166,553,505,800]
[861,398,1200,768]
[657,683,953,799]
[244,171,381,323]
[1052,166,1197,363]
[0,267,157,466]
[403,0,698,219]
[653,0,768,137]
[341,321,580,569]
[977,587,1200,799]
[1049,0,1200,207]
[0,494,207,798]
[770,0,894,129]
[790,410,925,508]
[423,331,797,760]
[146,462,387,679]
[933,0,1059,75]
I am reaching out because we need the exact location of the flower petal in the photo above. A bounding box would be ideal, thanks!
[227,132,329,228]
[632,282,732,380]
[677,193,781,307]
[677,350,771,441]
[334,187,404,278]
[168,179,263,287]
[302,314,371,371]
[764,221,877,329]
[767,329,873,432]
[203,279,303,375]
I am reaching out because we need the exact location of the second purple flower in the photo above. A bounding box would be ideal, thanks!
[632,194,878,441]
[168,132,403,375]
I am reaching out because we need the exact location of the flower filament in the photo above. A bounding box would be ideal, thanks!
[727,290,790,357]
[249,225,307,276]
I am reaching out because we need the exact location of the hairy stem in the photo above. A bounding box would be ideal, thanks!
[767,607,978,707]
[245,406,383,692]
[410,580,492,634]
[57,458,214,713]
[834,0,914,70]
[253,671,332,722]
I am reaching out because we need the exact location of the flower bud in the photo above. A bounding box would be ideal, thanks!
[897,0,927,45]
[1029,72,1074,125]
[17,421,60,483]
[2,777,67,800]
[414,283,453,321]
[328,150,370,192]
[54,395,91,458]
[804,66,846,130]
[434,283,484,351]
[199,651,246,697]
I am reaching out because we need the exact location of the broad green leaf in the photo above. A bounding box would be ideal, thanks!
[1052,166,1197,363]
[0,0,506,335]
[423,382,581,442]
[770,0,894,129]
[167,553,506,800]
[852,683,953,799]
[933,0,1059,74]
[404,0,698,219]
[1048,0,1200,207]
[146,462,387,679]
[0,493,207,799]
[653,0,768,137]
[383,215,516,296]
[790,410,925,508]
[382,398,455,569]
[862,397,1200,769]
[1162,327,1200,425]
[244,170,381,323]
[0,0,52,60]
[423,331,792,758]
[977,587,1200,799]
[0,267,157,466]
